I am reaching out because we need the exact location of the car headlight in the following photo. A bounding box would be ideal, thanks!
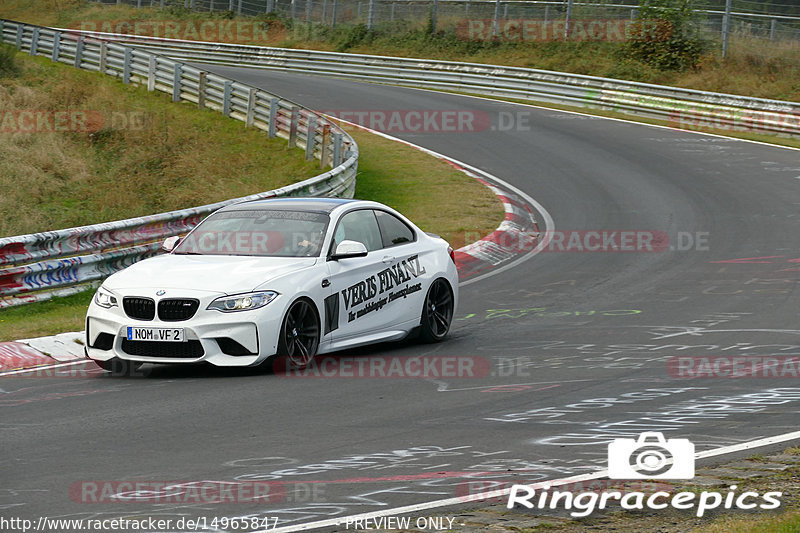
[94,287,118,309]
[207,291,279,312]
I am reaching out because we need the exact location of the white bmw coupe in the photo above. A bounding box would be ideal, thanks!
[85,198,458,373]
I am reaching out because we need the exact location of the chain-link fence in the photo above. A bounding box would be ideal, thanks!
[91,0,800,43]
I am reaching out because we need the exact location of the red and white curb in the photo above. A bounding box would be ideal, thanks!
[0,332,85,374]
[454,177,540,280]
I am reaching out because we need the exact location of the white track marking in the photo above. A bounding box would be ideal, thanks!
[261,429,800,533]
[0,360,93,378]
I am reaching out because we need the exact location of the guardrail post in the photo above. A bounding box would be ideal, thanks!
[52,32,61,62]
[492,0,500,37]
[721,0,732,58]
[246,88,257,127]
[544,5,549,23]
[99,41,107,73]
[320,124,331,168]
[268,98,279,138]
[291,0,297,19]
[769,18,776,40]
[0,21,4,43]
[222,81,233,116]
[357,3,361,21]
[147,55,156,91]
[289,107,299,147]
[184,0,189,7]
[198,71,207,109]
[391,2,396,21]
[333,133,342,167]
[123,48,132,83]
[172,64,182,102]
[267,0,274,13]
[367,0,375,29]
[464,0,468,16]
[306,0,313,23]
[238,0,243,15]
[431,0,438,33]
[138,0,143,7]
[15,25,23,49]
[190,0,195,8]
[229,0,234,11]
[565,0,573,39]
[322,0,328,23]
[305,116,317,161]
[331,0,338,27]
[74,36,84,68]
[30,27,39,56]
[210,0,214,12]
[502,2,507,20]
[160,0,165,7]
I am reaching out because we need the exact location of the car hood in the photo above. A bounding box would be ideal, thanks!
[104,254,318,295]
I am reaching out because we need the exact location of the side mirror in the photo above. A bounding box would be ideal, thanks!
[162,235,182,252]
[330,240,368,260]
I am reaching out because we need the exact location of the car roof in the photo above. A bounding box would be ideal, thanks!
[221,197,359,214]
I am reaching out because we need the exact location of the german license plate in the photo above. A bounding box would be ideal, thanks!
[126,326,185,342]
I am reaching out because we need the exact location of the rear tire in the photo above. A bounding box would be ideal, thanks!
[420,278,454,343]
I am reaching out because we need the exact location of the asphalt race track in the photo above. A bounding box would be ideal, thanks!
[3,66,800,530]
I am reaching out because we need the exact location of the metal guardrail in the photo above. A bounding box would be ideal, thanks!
[0,19,359,308]
[62,30,800,137]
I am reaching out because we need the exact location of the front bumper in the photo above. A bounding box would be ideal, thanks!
[85,288,283,367]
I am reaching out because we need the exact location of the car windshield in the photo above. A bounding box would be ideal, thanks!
[174,209,330,257]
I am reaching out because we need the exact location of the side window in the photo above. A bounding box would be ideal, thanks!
[375,210,415,248]
[331,210,383,253]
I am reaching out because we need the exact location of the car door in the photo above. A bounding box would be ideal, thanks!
[325,209,391,341]
[370,209,428,330]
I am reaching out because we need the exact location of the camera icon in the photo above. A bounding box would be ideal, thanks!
[608,432,694,479]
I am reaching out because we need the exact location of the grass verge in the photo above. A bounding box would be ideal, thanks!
[0,45,324,236]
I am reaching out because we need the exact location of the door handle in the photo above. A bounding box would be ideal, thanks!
[321,279,331,288]
[382,256,395,264]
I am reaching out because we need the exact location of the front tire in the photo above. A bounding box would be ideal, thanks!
[420,278,454,343]
[277,298,320,368]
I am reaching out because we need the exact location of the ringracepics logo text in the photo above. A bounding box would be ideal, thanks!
[506,433,782,517]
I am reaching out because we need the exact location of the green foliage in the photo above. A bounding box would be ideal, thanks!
[0,44,20,78]
[620,0,710,71]
[334,24,375,51]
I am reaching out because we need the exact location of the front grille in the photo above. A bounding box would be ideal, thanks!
[158,299,200,321]
[123,297,155,320]
[121,339,204,359]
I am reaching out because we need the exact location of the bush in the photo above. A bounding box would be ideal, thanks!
[620,0,710,71]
